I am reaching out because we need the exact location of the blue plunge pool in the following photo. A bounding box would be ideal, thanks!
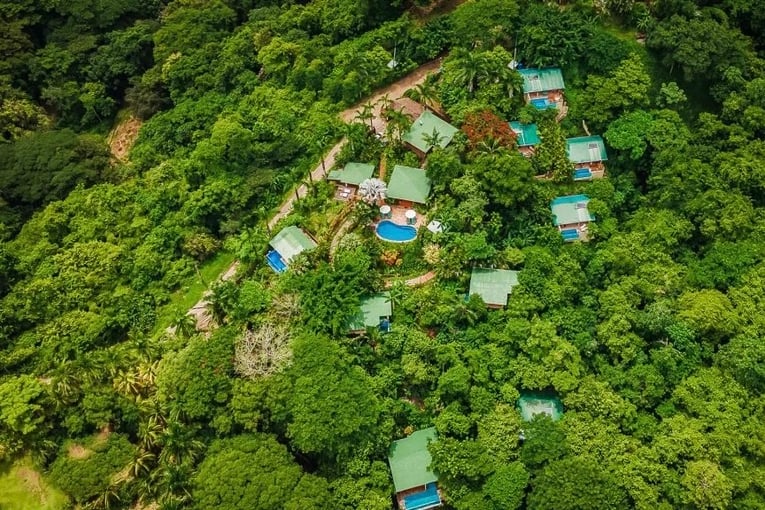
[531,97,553,109]
[266,250,287,273]
[561,229,580,242]
[573,167,593,180]
[403,483,441,510]
[375,220,417,243]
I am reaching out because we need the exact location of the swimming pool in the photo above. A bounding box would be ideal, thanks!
[375,220,417,243]
[573,167,593,180]
[266,250,287,273]
[403,483,441,510]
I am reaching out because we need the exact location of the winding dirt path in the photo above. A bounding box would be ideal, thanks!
[385,270,437,288]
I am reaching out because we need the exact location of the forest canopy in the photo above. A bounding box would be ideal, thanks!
[1,0,765,508]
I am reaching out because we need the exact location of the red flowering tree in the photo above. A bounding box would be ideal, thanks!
[462,110,517,150]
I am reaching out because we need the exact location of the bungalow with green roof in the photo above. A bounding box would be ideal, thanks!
[328,162,375,200]
[388,427,442,510]
[566,136,608,181]
[509,121,540,157]
[348,292,393,334]
[387,165,431,207]
[265,225,317,273]
[518,68,565,110]
[403,110,459,157]
[469,268,520,308]
[551,195,594,242]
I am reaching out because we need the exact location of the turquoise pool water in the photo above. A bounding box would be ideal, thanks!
[573,168,592,180]
[266,250,287,273]
[376,220,417,243]
[403,483,441,510]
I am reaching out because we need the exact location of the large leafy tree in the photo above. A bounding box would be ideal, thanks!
[580,53,652,128]
[285,335,383,460]
[192,434,333,510]
[0,129,110,216]
[527,455,628,510]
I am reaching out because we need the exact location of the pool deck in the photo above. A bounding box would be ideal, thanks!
[386,205,426,229]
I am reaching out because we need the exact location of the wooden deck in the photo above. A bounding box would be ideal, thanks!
[334,184,357,201]
[518,145,535,158]
[385,204,426,228]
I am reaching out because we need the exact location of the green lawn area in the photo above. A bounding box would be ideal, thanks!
[153,251,236,334]
[0,458,69,510]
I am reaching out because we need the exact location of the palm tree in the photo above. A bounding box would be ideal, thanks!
[171,310,197,339]
[48,367,81,409]
[423,128,445,150]
[376,93,393,115]
[388,281,408,309]
[477,137,504,156]
[343,122,366,153]
[636,13,653,35]
[128,450,157,478]
[358,178,387,205]
[159,422,205,466]
[404,81,439,111]
[385,108,412,145]
[355,101,375,131]
[137,413,165,451]
[315,138,329,176]
[452,49,487,95]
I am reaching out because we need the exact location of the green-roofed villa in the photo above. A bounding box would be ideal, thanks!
[388,427,442,510]
[328,162,375,200]
[387,165,431,206]
[509,121,540,157]
[551,195,594,243]
[348,292,393,333]
[403,110,459,155]
[265,226,317,273]
[566,136,608,181]
[518,68,566,110]
[469,268,520,308]
[518,394,564,422]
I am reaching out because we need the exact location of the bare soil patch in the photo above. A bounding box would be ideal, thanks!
[67,444,93,460]
[16,467,47,504]
[95,425,112,445]
[108,115,142,162]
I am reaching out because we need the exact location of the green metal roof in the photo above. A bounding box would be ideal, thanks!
[551,195,594,227]
[387,165,431,204]
[403,110,459,153]
[388,427,438,493]
[509,122,541,147]
[469,268,519,307]
[268,226,317,262]
[348,292,392,331]
[328,162,375,186]
[518,394,563,422]
[519,68,565,94]
[566,136,608,164]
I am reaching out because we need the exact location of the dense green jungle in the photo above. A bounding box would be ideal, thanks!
[1,0,765,508]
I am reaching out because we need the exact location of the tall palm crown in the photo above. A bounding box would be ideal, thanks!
[358,178,387,205]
